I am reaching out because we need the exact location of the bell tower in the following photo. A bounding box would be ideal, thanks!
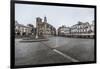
[44,16,47,23]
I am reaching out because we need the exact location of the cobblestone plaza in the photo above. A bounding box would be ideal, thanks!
[15,36,94,66]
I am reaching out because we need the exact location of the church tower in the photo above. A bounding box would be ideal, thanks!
[44,16,47,23]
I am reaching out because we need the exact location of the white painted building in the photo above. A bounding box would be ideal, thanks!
[15,21,33,36]
[91,21,94,33]
[58,25,71,36]
[71,21,91,34]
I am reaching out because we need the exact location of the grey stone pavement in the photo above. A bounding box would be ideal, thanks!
[15,36,94,66]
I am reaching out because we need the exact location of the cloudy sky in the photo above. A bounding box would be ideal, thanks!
[15,3,94,29]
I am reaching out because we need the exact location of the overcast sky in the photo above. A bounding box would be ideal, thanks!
[15,3,94,29]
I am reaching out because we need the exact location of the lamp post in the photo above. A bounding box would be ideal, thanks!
[35,23,38,39]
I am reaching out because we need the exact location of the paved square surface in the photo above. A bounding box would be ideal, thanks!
[15,36,94,66]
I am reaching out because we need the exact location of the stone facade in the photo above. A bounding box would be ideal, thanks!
[71,21,91,34]
[58,21,95,38]
[71,21,94,35]
[58,25,71,36]
[36,17,56,38]
[15,21,34,37]
[90,21,94,34]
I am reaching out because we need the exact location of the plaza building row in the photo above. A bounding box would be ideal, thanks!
[58,25,71,36]
[15,21,35,38]
[58,21,95,38]
[15,16,56,38]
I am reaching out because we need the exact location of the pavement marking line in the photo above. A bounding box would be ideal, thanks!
[40,41,79,62]
[53,49,79,62]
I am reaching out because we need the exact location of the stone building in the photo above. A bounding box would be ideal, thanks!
[90,20,94,34]
[70,21,94,38]
[15,21,33,37]
[36,16,56,38]
[71,21,91,34]
[57,21,94,38]
[58,25,71,36]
